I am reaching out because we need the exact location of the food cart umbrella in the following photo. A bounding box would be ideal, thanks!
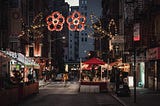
[83,57,106,65]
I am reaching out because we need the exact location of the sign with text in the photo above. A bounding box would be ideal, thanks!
[146,47,160,60]
[133,23,140,41]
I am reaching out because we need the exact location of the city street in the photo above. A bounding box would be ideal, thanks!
[113,87,160,106]
[17,81,123,106]
[1,0,160,106]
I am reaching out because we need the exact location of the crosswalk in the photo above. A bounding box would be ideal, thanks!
[49,81,79,89]
[39,81,80,94]
[51,81,79,84]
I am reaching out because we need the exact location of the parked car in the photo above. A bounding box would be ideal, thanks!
[55,73,63,81]
[116,83,130,97]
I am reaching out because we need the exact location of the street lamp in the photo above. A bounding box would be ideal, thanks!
[49,36,66,70]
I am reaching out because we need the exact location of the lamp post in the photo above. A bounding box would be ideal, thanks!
[49,36,66,71]
[133,41,136,103]
[133,23,140,103]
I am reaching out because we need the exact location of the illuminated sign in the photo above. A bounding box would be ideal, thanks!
[133,23,140,41]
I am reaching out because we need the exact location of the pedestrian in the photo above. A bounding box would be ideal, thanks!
[63,73,68,87]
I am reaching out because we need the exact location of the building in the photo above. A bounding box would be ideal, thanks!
[79,0,102,60]
[46,0,69,72]
[118,0,160,90]
[101,0,121,63]
[0,0,9,50]
[67,6,79,62]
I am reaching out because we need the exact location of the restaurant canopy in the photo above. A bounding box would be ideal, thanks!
[1,50,40,69]
[82,57,106,65]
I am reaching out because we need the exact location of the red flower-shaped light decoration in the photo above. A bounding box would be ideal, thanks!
[46,11,65,31]
[66,11,86,31]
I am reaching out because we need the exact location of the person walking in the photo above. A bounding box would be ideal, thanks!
[63,73,68,87]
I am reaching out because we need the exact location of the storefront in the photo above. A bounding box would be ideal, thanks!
[1,50,40,84]
[146,47,160,90]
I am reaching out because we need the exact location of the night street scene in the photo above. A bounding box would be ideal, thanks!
[1,0,160,106]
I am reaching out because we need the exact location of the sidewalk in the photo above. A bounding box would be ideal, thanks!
[112,87,160,106]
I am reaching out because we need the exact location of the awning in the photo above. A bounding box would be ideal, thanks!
[83,57,106,65]
[0,51,11,67]
[1,50,40,69]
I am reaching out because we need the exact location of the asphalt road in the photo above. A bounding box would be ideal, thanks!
[16,81,123,106]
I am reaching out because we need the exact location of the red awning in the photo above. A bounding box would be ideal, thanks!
[82,57,106,65]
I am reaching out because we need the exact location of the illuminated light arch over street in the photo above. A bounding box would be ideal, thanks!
[46,11,65,31]
[66,11,86,31]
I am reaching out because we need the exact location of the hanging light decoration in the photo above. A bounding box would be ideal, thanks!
[46,11,65,31]
[108,19,118,38]
[19,12,45,40]
[66,11,86,31]
[88,13,107,39]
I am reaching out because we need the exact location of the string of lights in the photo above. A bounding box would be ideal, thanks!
[18,12,46,40]
[87,13,118,40]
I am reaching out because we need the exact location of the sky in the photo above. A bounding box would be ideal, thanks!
[65,0,79,6]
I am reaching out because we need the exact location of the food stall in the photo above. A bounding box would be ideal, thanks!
[80,57,110,93]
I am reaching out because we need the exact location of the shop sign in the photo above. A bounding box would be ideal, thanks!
[133,23,140,41]
[146,47,160,60]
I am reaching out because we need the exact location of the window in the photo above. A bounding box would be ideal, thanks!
[9,0,19,8]
[85,26,87,30]
[82,0,84,4]
[29,0,33,11]
[70,45,72,48]
[81,6,84,9]
[84,6,87,10]
[85,12,87,16]
[70,51,72,55]
[29,47,34,57]
[81,37,84,42]
[85,0,87,4]
[85,37,87,42]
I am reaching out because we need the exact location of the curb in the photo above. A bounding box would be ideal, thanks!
[111,94,128,106]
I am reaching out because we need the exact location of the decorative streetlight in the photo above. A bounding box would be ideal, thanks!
[48,36,66,70]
